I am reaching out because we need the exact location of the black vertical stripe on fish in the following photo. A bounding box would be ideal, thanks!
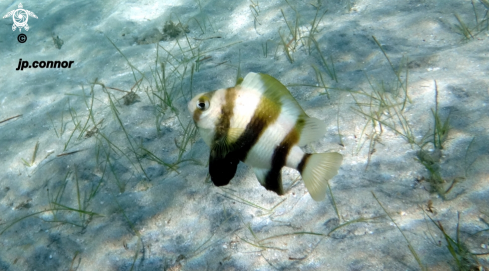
[209,88,238,186]
[214,87,237,144]
[297,153,312,174]
[262,168,283,195]
[264,122,300,194]
[216,93,281,162]
[209,93,281,186]
[239,95,281,161]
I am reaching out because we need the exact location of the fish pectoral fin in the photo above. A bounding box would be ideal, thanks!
[209,150,239,187]
[298,117,327,146]
[226,127,245,144]
[253,167,284,195]
[212,127,245,157]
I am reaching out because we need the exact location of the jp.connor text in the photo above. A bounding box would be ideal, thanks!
[16,59,74,71]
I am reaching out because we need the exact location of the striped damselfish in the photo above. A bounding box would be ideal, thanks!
[188,72,342,201]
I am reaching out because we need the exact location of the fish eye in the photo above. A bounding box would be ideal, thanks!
[197,100,210,111]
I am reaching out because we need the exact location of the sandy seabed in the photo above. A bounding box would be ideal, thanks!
[0,0,488,270]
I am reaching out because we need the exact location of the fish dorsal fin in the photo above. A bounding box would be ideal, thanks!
[241,72,306,116]
[298,117,327,146]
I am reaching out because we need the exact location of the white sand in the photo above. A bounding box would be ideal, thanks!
[0,0,488,270]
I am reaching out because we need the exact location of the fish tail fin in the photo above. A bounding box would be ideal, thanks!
[298,152,343,201]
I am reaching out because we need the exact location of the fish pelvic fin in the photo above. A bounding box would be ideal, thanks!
[209,149,239,186]
[298,152,342,201]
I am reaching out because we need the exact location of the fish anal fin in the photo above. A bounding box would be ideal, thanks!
[253,168,267,186]
[298,117,327,146]
[253,167,284,195]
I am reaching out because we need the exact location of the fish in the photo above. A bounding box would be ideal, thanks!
[187,72,343,201]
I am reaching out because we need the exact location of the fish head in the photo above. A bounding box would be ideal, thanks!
[189,90,225,146]
[188,91,220,130]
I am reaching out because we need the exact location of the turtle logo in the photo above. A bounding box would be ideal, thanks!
[3,3,38,32]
